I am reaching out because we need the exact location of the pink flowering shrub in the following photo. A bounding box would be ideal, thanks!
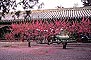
[5,18,91,42]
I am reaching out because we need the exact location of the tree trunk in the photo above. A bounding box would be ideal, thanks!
[28,42,31,47]
[62,42,67,49]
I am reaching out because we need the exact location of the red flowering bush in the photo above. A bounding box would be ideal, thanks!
[5,17,91,42]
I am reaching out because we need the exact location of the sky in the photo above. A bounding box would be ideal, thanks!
[13,0,83,11]
[38,0,83,9]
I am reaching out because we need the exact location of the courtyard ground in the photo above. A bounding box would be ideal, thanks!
[0,42,91,60]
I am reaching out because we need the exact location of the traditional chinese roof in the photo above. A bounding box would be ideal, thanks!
[31,6,91,19]
[0,6,91,22]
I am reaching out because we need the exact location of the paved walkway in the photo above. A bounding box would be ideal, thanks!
[0,42,91,60]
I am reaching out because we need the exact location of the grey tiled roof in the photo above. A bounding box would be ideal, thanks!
[0,6,91,22]
[31,7,91,19]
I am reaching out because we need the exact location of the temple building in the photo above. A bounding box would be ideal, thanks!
[0,6,91,21]
[0,6,91,42]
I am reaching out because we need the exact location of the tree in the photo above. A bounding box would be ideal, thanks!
[15,11,21,18]
[73,3,78,8]
[0,0,39,17]
[56,4,64,8]
[37,2,44,9]
[81,0,91,6]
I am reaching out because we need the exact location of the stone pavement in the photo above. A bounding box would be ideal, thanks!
[0,42,91,60]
